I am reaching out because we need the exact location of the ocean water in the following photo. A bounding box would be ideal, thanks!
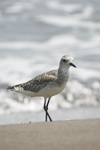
[0,0,100,124]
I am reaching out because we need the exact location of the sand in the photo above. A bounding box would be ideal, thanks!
[0,119,100,150]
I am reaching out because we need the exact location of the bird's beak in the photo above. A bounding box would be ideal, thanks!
[70,62,76,68]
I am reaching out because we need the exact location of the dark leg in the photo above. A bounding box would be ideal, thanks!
[46,98,50,109]
[43,99,47,122]
[45,98,51,121]
[43,98,52,122]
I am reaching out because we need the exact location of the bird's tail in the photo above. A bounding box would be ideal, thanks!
[7,86,15,91]
[7,84,23,91]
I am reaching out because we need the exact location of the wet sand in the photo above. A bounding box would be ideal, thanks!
[0,119,100,150]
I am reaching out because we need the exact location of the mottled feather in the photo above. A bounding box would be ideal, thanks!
[22,70,58,92]
[7,55,76,98]
[9,70,58,93]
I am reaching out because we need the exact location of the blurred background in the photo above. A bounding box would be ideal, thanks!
[0,0,100,124]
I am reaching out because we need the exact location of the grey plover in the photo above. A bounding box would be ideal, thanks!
[8,55,76,122]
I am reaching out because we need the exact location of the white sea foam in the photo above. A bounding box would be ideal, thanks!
[81,5,94,18]
[71,68,100,81]
[0,33,100,50]
[37,3,98,29]
[0,90,43,115]
[0,42,41,50]
[47,1,94,18]
[46,1,82,13]
[38,14,100,29]
[6,2,33,13]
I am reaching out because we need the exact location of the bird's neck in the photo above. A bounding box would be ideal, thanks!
[57,66,69,86]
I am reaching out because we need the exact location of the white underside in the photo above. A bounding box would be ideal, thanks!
[15,82,67,98]
[13,65,69,98]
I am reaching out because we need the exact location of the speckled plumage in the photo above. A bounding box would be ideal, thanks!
[8,55,76,121]
[9,69,68,97]
[23,70,58,92]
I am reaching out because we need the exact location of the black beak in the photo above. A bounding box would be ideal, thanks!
[70,62,76,68]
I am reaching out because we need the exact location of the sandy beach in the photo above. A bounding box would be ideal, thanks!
[0,119,100,150]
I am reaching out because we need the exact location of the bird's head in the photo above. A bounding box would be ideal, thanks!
[60,55,76,69]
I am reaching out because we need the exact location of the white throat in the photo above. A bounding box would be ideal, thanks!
[58,66,69,79]
[60,66,69,75]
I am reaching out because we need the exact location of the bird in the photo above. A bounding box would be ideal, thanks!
[7,55,76,122]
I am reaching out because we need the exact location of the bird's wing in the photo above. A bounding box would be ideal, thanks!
[22,70,58,92]
[8,70,58,92]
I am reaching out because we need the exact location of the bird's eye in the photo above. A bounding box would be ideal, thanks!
[63,59,66,62]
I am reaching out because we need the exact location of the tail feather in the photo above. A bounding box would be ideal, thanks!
[7,84,23,91]
[7,86,15,91]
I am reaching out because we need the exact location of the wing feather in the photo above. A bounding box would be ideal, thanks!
[22,69,58,92]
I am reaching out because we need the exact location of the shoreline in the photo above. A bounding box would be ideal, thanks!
[0,105,100,125]
[0,118,100,150]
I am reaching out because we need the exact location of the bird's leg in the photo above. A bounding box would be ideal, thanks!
[45,100,48,122]
[43,98,52,122]
[43,99,48,122]
[46,98,50,110]
[46,98,52,122]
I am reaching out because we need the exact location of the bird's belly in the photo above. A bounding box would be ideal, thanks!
[17,82,66,98]
[38,84,66,97]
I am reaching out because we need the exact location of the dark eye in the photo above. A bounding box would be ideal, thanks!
[63,59,66,62]
[63,59,68,63]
